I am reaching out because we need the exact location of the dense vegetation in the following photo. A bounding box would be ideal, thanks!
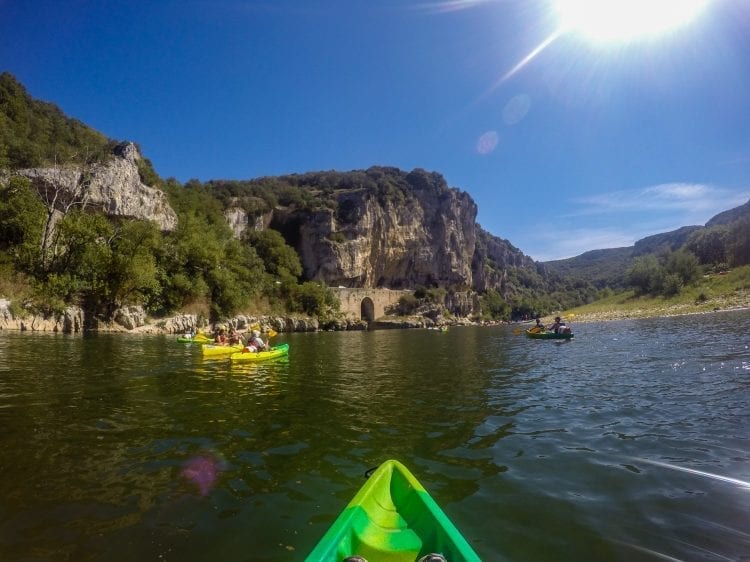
[1,71,748,326]
[0,173,341,324]
[0,73,341,324]
[0,72,114,168]
[544,217,750,303]
[197,166,452,221]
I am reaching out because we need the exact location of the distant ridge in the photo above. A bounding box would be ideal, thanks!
[543,200,750,287]
[632,225,702,256]
[706,198,750,227]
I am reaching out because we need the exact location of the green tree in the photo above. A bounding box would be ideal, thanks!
[480,288,510,320]
[627,255,664,295]
[155,212,226,313]
[52,210,114,304]
[208,239,265,319]
[665,250,700,287]
[290,281,339,317]
[395,293,419,315]
[686,226,729,266]
[661,272,683,296]
[244,229,303,279]
[0,176,46,271]
[104,220,162,314]
[729,216,750,266]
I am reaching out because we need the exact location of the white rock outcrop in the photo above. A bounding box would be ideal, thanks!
[6,142,177,231]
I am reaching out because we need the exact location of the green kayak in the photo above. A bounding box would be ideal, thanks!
[230,343,289,362]
[305,460,480,562]
[525,328,574,340]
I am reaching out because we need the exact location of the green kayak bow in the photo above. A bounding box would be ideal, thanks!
[305,459,480,562]
[525,329,574,340]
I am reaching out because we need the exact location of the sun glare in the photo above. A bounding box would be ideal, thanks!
[554,0,711,43]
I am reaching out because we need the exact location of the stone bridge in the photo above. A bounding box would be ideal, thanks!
[329,287,412,322]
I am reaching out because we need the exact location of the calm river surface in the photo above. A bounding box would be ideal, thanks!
[1,311,749,561]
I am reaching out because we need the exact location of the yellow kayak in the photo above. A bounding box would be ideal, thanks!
[201,343,244,357]
[230,343,289,362]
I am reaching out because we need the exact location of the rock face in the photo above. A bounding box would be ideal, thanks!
[0,299,84,332]
[224,203,272,239]
[113,306,148,330]
[272,170,479,289]
[472,226,536,295]
[262,169,535,299]
[7,142,177,231]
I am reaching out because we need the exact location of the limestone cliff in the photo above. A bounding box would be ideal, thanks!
[472,226,536,295]
[4,142,177,231]
[268,168,478,289]
[220,167,537,297]
[225,200,272,239]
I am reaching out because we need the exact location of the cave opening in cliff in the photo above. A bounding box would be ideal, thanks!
[360,297,375,323]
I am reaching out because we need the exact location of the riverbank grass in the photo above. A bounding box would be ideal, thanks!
[562,265,750,322]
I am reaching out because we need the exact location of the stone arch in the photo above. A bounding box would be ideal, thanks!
[360,297,375,322]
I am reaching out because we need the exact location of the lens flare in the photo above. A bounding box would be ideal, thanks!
[181,454,221,495]
[476,131,499,154]
[554,0,711,43]
[503,94,532,125]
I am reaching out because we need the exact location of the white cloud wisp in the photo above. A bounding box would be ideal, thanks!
[522,182,750,261]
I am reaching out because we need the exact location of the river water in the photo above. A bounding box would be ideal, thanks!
[0,310,749,561]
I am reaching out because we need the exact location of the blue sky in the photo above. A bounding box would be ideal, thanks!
[2,0,749,261]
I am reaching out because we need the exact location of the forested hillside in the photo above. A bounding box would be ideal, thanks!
[543,206,750,298]
[0,73,341,325]
[0,72,113,168]
[2,71,748,328]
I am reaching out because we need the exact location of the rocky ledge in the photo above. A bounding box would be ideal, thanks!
[0,301,370,335]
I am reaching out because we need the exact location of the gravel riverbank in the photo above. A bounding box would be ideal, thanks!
[555,290,750,324]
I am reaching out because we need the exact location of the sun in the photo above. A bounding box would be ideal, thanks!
[554,0,711,43]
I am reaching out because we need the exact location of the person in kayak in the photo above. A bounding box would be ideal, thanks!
[530,317,545,333]
[214,327,227,345]
[227,327,242,345]
[549,316,571,334]
[245,330,267,352]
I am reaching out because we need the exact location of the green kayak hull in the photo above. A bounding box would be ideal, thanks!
[305,459,480,562]
[230,343,289,362]
[526,329,574,340]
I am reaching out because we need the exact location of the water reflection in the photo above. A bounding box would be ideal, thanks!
[0,311,748,561]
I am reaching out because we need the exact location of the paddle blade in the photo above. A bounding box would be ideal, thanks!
[268,328,278,338]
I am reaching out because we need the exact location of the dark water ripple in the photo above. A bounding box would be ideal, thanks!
[0,312,749,561]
